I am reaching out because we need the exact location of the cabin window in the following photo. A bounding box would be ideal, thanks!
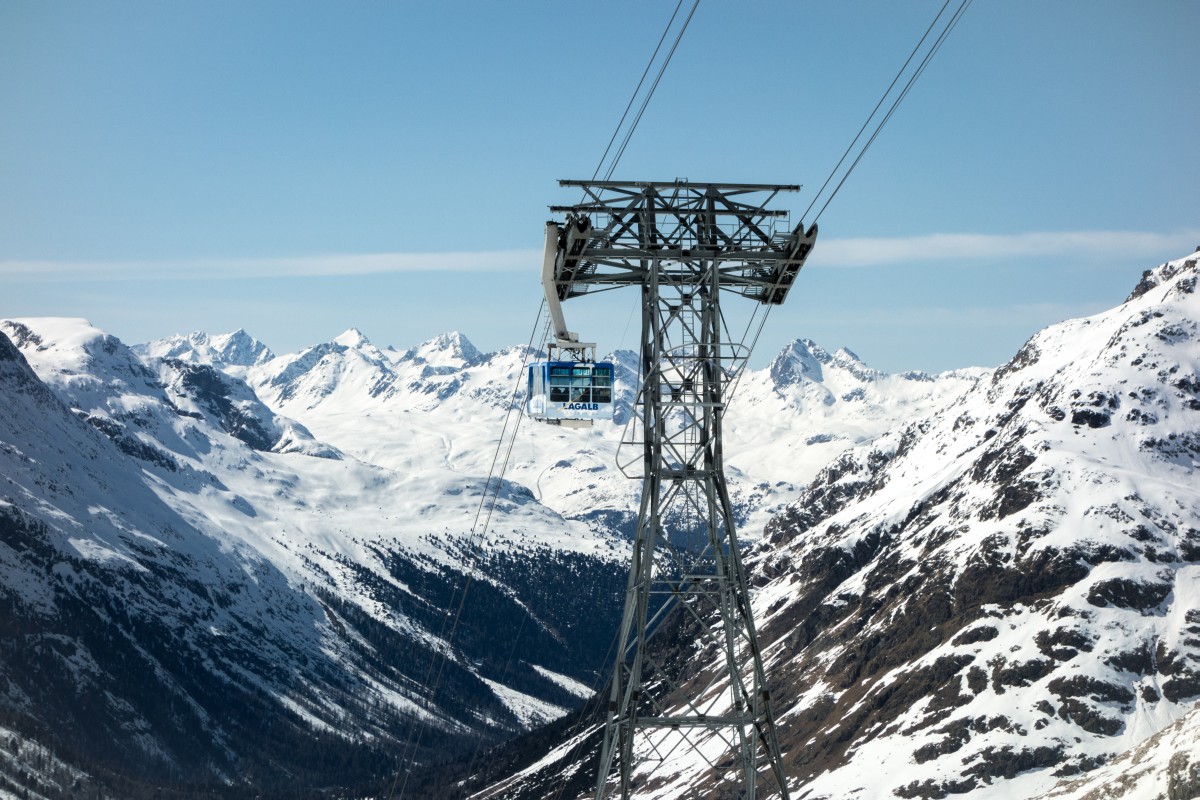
[529,360,615,418]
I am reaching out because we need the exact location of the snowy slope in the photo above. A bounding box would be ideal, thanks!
[1033,703,1200,800]
[469,252,1200,800]
[0,323,357,784]
[0,318,631,795]
[0,722,95,800]
[726,339,987,520]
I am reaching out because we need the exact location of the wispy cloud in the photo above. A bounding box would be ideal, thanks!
[3,229,1197,281]
[0,250,544,281]
[798,300,1099,328]
[816,229,1200,268]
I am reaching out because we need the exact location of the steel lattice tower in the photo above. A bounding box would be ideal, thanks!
[543,181,817,799]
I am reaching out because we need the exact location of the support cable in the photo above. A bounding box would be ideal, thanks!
[392,300,547,799]
[604,1,700,181]
[407,4,705,795]
[484,1,970,792]
[461,6,706,793]
[590,0,688,184]
[803,0,971,224]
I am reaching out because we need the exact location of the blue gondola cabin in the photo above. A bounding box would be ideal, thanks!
[528,360,615,425]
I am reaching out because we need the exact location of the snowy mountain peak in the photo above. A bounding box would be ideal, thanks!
[135,328,274,367]
[769,337,830,385]
[401,330,482,368]
[832,344,862,363]
[333,327,371,349]
[1126,251,1199,302]
[828,344,881,382]
[2,317,141,383]
[210,328,274,365]
[2,316,101,351]
[768,337,885,388]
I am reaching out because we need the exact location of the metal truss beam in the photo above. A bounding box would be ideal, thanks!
[545,180,817,309]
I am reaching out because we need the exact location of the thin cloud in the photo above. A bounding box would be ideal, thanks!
[0,250,543,281]
[799,300,1106,331]
[3,229,1197,281]
[816,229,1200,268]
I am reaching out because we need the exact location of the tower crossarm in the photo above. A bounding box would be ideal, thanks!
[548,180,818,307]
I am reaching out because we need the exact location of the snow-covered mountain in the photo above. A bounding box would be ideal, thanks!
[469,253,1200,799]
[133,309,985,569]
[7,253,1197,799]
[1032,702,1199,800]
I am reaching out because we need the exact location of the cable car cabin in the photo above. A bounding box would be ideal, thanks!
[527,360,615,427]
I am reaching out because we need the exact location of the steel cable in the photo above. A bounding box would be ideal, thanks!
[392,300,548,798]
[401,2,708,794]
[804,0,971,225]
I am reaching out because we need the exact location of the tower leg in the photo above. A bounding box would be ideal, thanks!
[595,257,790,800]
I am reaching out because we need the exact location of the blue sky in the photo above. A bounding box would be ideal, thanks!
[2,1,1197,372]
